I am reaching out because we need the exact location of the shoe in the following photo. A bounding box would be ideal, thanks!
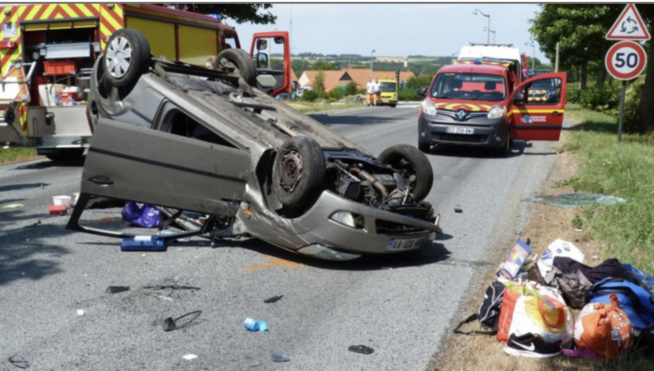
[503,333,561,358]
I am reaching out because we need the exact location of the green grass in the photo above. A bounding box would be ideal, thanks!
[0,148,38,164]
[564,103,654,271]
[289,101,364,113]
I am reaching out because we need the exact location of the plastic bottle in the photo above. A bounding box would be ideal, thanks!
[243,317,267,332]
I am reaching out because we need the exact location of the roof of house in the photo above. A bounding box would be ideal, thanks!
[300,69,416,92]
[300,70,348,92]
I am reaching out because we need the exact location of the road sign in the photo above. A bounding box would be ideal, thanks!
[605,41,647,80]
[606,4,651,41]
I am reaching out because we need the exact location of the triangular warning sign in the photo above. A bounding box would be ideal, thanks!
[606,4,651,40]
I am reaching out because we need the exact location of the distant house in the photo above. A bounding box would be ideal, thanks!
[299,69,416,92]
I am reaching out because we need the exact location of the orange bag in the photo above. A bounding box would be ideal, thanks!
[574,293,634,359]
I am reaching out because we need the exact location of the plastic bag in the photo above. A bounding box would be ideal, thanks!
[121,202,161,228]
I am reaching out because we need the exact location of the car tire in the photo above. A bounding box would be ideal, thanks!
[215,48,256,86]
[45,148,85,162]
[494,137,511,157]
[273,136,326,216]
[103,29,151,93]
[378,144,433,201]
[390,103,397,108]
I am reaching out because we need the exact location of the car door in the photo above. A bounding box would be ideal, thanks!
[250,31,291,97]
[508,72,567,141]
[80,117,250,217]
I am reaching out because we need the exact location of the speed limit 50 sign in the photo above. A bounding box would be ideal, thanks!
[605,40,647,80]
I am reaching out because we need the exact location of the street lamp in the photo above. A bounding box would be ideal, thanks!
[371,49,375,77]
[525,41,535,72]
[484,27,496,44]
[473,9,491,44]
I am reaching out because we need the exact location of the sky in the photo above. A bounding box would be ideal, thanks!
[222,3,550,63]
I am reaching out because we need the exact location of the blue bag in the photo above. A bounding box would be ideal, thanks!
[589,277,654,330]
[121,202,161,228]
[623,264,654,290]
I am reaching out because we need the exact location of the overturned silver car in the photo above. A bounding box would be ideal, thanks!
[67,29,442,261]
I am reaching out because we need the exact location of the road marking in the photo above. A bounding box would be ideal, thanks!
[244,256,307,271]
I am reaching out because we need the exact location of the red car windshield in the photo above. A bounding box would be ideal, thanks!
[430,72,506,101]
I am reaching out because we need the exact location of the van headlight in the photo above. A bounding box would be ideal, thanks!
[487,105,506,119]
[422,100,437,116]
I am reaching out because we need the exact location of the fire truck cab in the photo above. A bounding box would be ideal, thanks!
[0,4,290,161]
[418,44,566,156]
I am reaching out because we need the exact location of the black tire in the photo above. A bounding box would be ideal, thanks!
[45,148,85,162]
[418,140,431,153]
[103,29,151,92]
[378,144,433,201]
[272,136,326,215]
[390,103,397,108]
[215,48,256,86]
[494,137,511,157]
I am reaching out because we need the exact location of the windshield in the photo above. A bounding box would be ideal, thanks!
[429,73,506,101]
[381,82,396,92]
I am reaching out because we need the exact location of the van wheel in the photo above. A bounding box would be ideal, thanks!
[378,144,433,201]
[494,137,511,157]
[215,48,256,86]
[103,29,151,93]
[272,136,326,216]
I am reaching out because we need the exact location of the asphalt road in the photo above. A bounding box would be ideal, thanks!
[0,105,559,370]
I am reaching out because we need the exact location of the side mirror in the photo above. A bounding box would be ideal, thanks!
[256,39,268,50]
[417,87,427,97]
[257,53,268,68]
[274,36,284,44]
[513,92,525,103]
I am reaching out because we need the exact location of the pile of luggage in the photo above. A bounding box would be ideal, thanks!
[455,238,654,359]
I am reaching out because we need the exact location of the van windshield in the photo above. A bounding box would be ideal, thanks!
[381,82,396,92]
[430,73,506,101]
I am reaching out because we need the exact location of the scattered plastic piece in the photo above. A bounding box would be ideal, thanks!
[143,285,200,291]
[454,208,463,213]
[271,351,290,362]
[162,310,202,332]
[8,355,29,369]
[523,193,627,208]
[244,317,267,332]
[49,205,67,215]
[106,286,130,294]
[77,309,85,316]
[52,195,71,207]
[264,295,284,304]
[2,203,23,209]
[348,345,374,355]
[496,238,533,280]
[121,235,167,251]
[182,354,198,361]
[24,220,41,228]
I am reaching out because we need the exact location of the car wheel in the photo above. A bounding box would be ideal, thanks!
[390,103,397,108]
[378,144,433,201]
[494,137,511,157]
[418,140,431,153]
[45,148,85,162]
[103,29,151,93]
[215,48,256,86]
[272,136,326,216]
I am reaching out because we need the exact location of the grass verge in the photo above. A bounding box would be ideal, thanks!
[0,148,39,164]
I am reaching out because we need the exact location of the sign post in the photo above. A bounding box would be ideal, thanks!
[605,4,650,142]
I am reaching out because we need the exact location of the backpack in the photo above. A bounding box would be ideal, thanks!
[574,293,634,359]
[453,281,505,335]
[589,277,654,330]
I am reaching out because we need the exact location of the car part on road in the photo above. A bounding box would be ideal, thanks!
[162,310,202,332]
[106,286,130,294]
[264,295,284,304]
[270,351,290,362]
[8,355,29,369]
[348,345,375,355]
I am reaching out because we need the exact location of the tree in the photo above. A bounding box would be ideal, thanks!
[530,5,621,89]
[187,4,276,24]
[292,59,311,78]
[312,60,337,71]
[313,72,326,94]
[636,6,654,132]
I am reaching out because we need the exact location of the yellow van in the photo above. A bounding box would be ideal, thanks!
[378,79,398,107]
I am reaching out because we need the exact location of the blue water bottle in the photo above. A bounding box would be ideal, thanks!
[243,317,267,332]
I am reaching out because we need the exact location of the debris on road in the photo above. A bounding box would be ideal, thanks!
[105,286,130,294]
[76,309,85,316]
[2,203,23,209]
[162,310,202,332]
[143,285,200,291]
[243,317,267,332]
[270,351,290,362]
[120,235,167,252]
[24,220,41,228]
[263,295,284,304]
[182,354,197,361]
[7,355,29,369]
[49,205,67,215]
[454,207,463,213]
[348,345,374,355]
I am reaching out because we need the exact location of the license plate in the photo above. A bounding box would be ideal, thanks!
[387,237,427,251]
[446,126,474,135]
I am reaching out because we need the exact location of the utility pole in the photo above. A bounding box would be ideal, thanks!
[371,49,375,77]
[473,9,491,44]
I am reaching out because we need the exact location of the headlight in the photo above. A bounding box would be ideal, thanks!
[487,105,506,119]
[422,100,437,116]
[393,93,397,100]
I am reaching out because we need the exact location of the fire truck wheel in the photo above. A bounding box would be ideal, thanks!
[103,28,151,92]
[378,144,433,202]
[272,136,326,217]
[215,48,256,86]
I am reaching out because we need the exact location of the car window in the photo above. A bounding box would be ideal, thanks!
[430,72,505,101]
[526,77,562,105]
[159,109,236,148]
[381,82,396,92]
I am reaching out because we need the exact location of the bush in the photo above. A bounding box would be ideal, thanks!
[301,89,319,102]
[623,76,646,134]
[578,84,620,115]
[398,87,422,101]
[327,88,344,101]
[567,85,581,104]
[407,74,433,89]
